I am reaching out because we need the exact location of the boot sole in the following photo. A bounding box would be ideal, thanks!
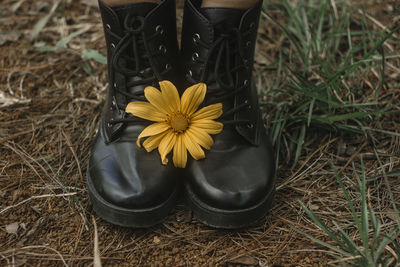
[184,183,275,229]
[87,169,180,228]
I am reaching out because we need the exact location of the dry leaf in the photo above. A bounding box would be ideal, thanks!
[0,92,31,108]
[11,0,26,12]
[0,31,21,45]
[229,255,259,265]
[30,0,61,40]
[153,236,161,244]
[82,0,98,7]
[5,222,19,234]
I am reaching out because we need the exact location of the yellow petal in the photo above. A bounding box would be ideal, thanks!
[158,130,176,165]
[186,128,214,150]
[182,133,205,160]
[144,86,170,114]
[180,83,206,116]
[159,81,180,113]
[191,103,223,121]
[142,131,168,152]
[126,101,166,122]
[173,134,188,168]
[191,120,224,134]
[137,122,170,147]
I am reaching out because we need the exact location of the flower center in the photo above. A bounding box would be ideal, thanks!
[170,113,189,132]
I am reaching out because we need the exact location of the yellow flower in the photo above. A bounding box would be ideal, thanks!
[125,81,223,168]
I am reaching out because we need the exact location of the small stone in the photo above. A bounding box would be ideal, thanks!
[153,236,161,244]
[337,139,347,155]
[5,222,19,234]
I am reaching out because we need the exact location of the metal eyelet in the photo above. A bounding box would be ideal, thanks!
[113,83,117,88]
[106,24,111,30]
[111,43,116,49]
[193,33,201,43]
[249,22,255,28]
[192,52,199,62]
[244,99,252,109]
[110,96,117,111]
[165,64,171,70]
[246,41,251,47]
[243,80,249,86]
[159,45,167,54]
[188,70,193,77]
[247,123,254,129]
[156,25,164,34]
[107,118,114,128]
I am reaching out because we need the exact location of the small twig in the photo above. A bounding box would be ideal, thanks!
[361,11,399,39]
[338,141,367,174]
[278,138,337,190]
[61,130,83,181]
[328,254,363,265]
[0,110,26,121]
[277,216,326,235]
[0,245,68,267]
[0,63,53,74]
[0,130,36,144]
[0,192,77,214]
[92,216,102,267]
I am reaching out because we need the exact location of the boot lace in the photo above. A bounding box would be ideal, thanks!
[186,21,255,126]
[106,14,170,126]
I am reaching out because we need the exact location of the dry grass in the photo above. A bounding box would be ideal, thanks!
[1,0,399,266]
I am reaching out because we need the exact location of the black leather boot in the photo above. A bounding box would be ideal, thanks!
[180,0,276,228]
[87,0,181,227]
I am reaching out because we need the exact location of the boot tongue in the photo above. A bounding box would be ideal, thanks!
[112,2,158,26]
[200,7,245,33]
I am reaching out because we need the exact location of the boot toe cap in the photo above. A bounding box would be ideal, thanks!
[185,139,275,210]
[88,127,179,209]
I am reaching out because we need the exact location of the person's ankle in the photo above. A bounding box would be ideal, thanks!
[101,0,161,6]
[200,0,259,9]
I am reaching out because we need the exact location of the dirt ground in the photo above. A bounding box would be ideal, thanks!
[1,0,399,266]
